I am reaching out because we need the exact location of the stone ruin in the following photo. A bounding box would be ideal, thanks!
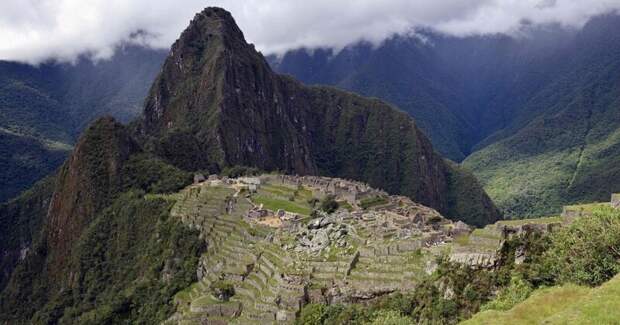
[194,173,206,184]
[498,222,562,240]
[294,214,351,253]
[275,174,387,205]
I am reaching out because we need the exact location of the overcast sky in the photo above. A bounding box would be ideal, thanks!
[1,0,620,64]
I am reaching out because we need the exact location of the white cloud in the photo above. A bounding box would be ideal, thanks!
[1,0,619,64]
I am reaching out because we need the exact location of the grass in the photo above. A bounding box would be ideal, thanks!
[453,234,471,246]
[496,215,565,226]
[563,202,609,213]
[360,196,389,209]
[470,228,501,241]
[547,274,620,323]
[250,181,314,215]
[338,200,353,211]
[462,273,620,324]
[252,195,311,215]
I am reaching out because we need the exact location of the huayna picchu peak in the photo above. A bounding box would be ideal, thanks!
[139,7,500,227]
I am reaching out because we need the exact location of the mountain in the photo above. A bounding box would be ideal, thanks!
[0,117,198,323]
[270,14,620,217]
[138,7,499,226]
[0,7,501,323]
[462,14,620,217]
[0,46,166,202]
[268,27,574,162]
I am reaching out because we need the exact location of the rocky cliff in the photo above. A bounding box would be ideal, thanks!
[139,7,500,226]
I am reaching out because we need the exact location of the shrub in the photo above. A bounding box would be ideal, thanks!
[122,153,192,194]
[367,310,413,325]
[320,195,339,214]
[307,197,320,208]
[481,275,533,311]
[220,165,261,178]
[544,206,620,286]
[210,280,235,301]
[296,303,326,325]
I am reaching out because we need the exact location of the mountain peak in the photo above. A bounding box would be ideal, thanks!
[142,6,271,137]
[173,7,252,58]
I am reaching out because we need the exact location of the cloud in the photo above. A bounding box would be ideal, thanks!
[1,0,619,64]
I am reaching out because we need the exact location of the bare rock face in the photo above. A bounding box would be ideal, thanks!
[140,7,500,226]
[46,117,139,279]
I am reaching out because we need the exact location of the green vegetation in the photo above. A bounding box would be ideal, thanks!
[544,205,620,286]
[464,274,620,324]
[253,195,312,215]
[0,128,70,202]
[359,196,388,210]
[221,165,262,178]
[320,195,339,213]
[0,191,204,324]
[480,276,533,312]
[253,183,314,215]
[122,153,192,194]
[496,216,564,226]
[0,47,165,202]
[337,200,353,211]
[463,205,620,323]
[463,33,620,218]
[298,257,499,324]
[462,284,590,325]
[0,176,56,290]
[367,311,413,325]
[210,280,235,301]
[562,202,608,214]
[300,205,620,324]
[0,127,197,323]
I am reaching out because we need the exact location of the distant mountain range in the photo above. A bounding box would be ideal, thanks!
[0,46,166,201]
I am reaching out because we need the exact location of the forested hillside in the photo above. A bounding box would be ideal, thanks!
[0,46,166,202]
[463,14,620,217]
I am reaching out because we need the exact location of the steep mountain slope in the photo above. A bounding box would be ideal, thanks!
[139,7,500,226]
[269,28,574,161]
[45,117,141,277]
[463,14,620,217]
[0,117,198,323]
[0,46,166,202]
[0,129,70,201]
[0,176,56,291]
